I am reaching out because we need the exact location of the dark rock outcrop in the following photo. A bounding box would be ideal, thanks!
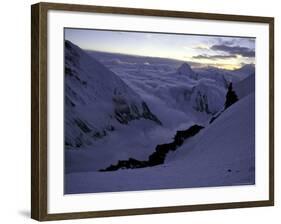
[100,124,204,171]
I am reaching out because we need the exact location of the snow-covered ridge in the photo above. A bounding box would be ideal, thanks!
[65,40,161,148]
[233,73,255,99]
[232,64,255,80]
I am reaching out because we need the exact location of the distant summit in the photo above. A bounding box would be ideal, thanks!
[177,63,197,79]
[235,64,255,72]
[232,64,255,79]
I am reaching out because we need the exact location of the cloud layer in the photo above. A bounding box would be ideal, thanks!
[193,54,237,60]
[210,45,255,57]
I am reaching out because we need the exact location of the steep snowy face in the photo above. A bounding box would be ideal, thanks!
[164,93,255,188]
[64,40,161,148]
[177,63,197,79]
[232,64,255,80]
[233,73,255,99]
[190,79,226,114]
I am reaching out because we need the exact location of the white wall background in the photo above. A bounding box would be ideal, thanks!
[0,0,279,223]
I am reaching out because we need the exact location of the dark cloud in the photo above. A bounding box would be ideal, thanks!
[216,37,255,47]
[211,44,255,57]
[192,54,237,60]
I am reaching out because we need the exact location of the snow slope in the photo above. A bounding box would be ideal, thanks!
[233,73,255,99]
[232,64,255,80]
[65,92,255,194]
[64,40,161,148]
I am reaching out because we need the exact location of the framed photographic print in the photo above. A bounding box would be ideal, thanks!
[31,2,274,221]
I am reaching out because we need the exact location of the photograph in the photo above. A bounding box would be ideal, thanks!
[64,28,256,194]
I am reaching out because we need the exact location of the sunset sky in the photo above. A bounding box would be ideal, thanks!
[65,28,255,70]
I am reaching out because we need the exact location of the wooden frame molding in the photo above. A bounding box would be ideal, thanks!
[31,2,274,221]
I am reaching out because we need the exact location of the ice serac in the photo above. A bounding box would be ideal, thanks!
[177,62,197,79]
[190,78,226,114]
[64,40,161,148]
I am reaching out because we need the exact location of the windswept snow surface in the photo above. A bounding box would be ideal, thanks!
[65,44,255,194]
[65,93,255,194]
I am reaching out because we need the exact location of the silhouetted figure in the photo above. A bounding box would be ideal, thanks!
[224,83,238,109]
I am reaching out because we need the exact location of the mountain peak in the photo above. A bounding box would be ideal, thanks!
[236,64,255,72]
[232,64,255,80]
[177,63,193,74]
[177,63,197,79]
[64,40,162,147]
